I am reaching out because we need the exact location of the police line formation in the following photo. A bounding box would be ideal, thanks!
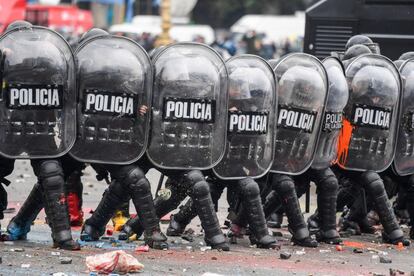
[0,20,413,253]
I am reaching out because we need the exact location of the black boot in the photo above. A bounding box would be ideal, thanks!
[362,171,410,246]
[314,169,342,244]
[239,178,278,249]
[307,210,320,234]
[271,174,318,248]
[81,177,128,241]
[167,198,197,236]
[34,160,80,250]
[7,183,44,240]
[268,211,284,228]
[126,166,168,250]
[188,170,229,251]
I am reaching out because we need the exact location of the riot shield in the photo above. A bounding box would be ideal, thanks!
[270,53,328,175]
[147,42,228,170]
[213,55,277,179]
[393,58,414,176]
[70,35,152,164]
[0,26,76,158]
[312,57,349,170]
[337,54,401,172]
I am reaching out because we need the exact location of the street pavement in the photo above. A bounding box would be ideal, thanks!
[1,161,414,276]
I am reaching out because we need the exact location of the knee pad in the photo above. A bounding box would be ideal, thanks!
[271,174,295,194]
[37,160,64,189]
[123,167,150,194]
[239,178,260,198]
[361,171,384,196]
[314,168,338,193]
[185,170,205,185]
[192,180,210,197]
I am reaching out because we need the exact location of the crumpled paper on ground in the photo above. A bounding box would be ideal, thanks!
[85,250,144,274]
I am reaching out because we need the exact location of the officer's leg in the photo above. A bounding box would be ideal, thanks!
[32,159,79,250]
[7,182,43,240]
[119,174,189,240]
[168,178,225,236]
[361,171,410,245]
[238,178,278,249]
[0,158,14,237]
[271,173,318,247]
[66,169,84,227]
[188,170,229,251]
[404,175,414,239]
[312,168,341,244]
[115,165,168,249]
[81,166,130,241]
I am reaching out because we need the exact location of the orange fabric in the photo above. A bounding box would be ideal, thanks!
[337,118,354,167]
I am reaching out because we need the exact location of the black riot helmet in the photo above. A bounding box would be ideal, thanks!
[394,59,404,69]
[78,28,109,45]
[343,44,372,61]
[345,35,373,50]
[399,52,414,61]
[6,20,32,32]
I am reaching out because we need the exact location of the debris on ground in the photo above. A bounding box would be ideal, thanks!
[51,251,61,256]
[182,228,195,242]
[21,264,30,268]
[272,231,283,237]
[280,252,292,260]
[200,246,212,252]
[353,248,363,254]
[85,250,144,274]
[52,273,68,276]
[59,257,72,264]
[379,256,392,264]
[335,245,343,251]
[343,241,365,249]
[295,249,306,255]
[135,245,149,253]
[11,248,25,252]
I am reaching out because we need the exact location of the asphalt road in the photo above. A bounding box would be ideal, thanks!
[1,160,414,276]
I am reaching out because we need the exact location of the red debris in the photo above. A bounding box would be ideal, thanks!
[85,250,144,274]
[335,245,343,251]
[135,245,150,253]
[343,241,365,249]
[106,229,113,236]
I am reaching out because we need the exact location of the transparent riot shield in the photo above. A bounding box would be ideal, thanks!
[270,53,328,175]
[0,26,76,158]
[147,42,228,170]
[213,55,277,179]
[70,35,152,164]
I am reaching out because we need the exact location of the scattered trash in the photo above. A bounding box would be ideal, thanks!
[280,252,292,260]
[59,257,73,264]
[95,242,105,249]
[272,231,283,237]
[21,264,30,268]
[201,273,225,276]
[106,229,113,236]
[3,207,16,213]
[182,228,195,242]
[335,245,343,251]
[211,256,218,260]
[52,273,68,276]
[319,249,331,254]
[200,246,212,252]
[396,242,404,250]
[295,249,306,255]
[3,241,14,245]
[353,248,363,254]
[51,251,61,256]
[379,256,392,264]
[85,250,144,274]
[11,248,24,252]
[389,268,404,276]
[343,241,365,249]
[372,255,379,260]
[135,245,149,253]
[253,251,261,256]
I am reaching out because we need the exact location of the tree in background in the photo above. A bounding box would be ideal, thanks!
[192,0,307,28]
